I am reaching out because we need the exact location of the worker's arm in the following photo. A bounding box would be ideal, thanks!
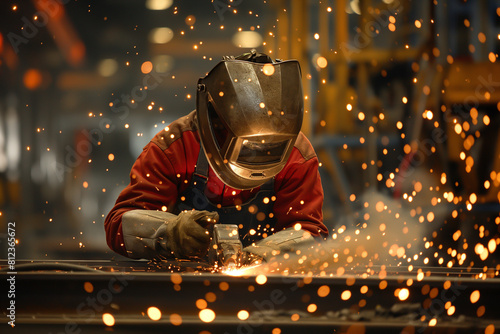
[243,135,328,263]
[105,138,215,259]
[242,227,317,262]
[272,137,329,238]
[104,142,180,257]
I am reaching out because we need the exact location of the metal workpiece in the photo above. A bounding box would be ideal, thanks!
[1,260,499,333]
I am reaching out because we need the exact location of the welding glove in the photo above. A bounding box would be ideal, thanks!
[122,209,218,260]
[242,227,316,264]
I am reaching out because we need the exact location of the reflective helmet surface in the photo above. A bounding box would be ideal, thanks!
[196,52,304,190]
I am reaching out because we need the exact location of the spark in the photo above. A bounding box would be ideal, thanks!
[307,304,317,313]
[196,299,207,309]
[237,310,249,320]
[83,282,93,293]
[316,56,327,68]
[199,309,216,323]
[102,313,115,326]
[147,307,162,321]
[256,274,267,285]
[170,314,182,326]
[317,285,330,297]
[262,64,275,76]
[398,288,409,301]
[341,290,351,300]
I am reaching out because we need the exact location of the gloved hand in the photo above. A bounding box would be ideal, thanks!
[242,227,315,264]
[121,209,218,260]
[165,210,219,259]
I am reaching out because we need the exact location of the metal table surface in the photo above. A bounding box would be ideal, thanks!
[1,259,499,333]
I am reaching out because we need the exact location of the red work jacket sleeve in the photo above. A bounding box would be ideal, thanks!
[273,147,329,238]
[104,142,179,257]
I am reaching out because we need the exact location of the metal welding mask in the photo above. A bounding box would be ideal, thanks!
[196,54,304,190]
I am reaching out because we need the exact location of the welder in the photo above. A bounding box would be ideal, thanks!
[104,50,328,264]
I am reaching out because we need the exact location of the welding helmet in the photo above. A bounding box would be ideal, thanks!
[196,50,304,190]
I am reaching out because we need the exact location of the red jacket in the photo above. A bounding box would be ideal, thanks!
[104,111,328,257]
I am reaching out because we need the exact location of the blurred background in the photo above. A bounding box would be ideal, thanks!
[0,0,499,267]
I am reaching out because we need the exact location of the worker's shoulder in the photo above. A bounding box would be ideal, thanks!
[293,132,317,161]
[151,110,198,151]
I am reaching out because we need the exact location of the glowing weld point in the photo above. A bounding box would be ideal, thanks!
[223,263,263,276]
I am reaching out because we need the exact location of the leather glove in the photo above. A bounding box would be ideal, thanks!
[121,209,218,260]
[242,227,315,264]
[166,210,219,259]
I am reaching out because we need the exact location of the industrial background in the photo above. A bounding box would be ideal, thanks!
[1,1,500,333]
[0,0,499,268]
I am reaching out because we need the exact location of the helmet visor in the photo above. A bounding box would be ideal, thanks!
[236,137,291,165]
[196,59,303,189]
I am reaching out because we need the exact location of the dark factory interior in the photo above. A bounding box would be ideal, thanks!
[0,0,500,333]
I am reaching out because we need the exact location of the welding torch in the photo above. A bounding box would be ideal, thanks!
[208,224,317,271]
[208,224,244,269]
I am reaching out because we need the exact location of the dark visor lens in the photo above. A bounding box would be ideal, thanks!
[237,138,289,164]
[208,101,228,149]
